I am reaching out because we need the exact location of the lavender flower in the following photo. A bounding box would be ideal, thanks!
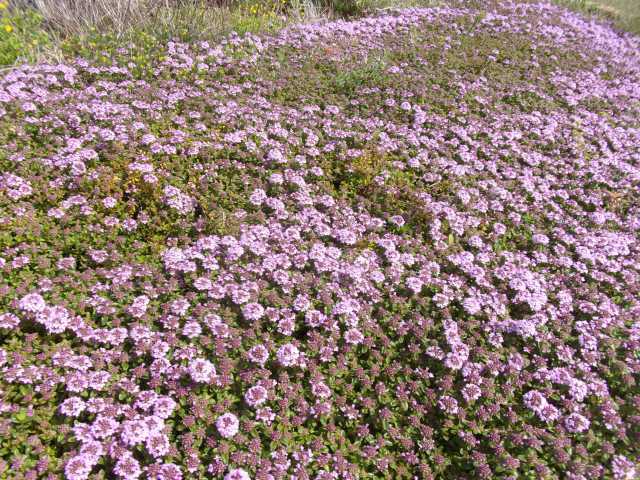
[114,453,141,480]
[247,344,269,365]
[564,413,590,433]
[245,385,268,408]
[225,468,251,480]
[242,303,265,321]
[188,358,216,383]
[276,343,300,367]
[216,413,240,439]
[18,293,46,313]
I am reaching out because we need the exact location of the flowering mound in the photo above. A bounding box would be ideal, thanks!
[1,2,639,479]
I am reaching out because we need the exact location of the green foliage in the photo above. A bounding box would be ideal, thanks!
[0,3,50,66]
[60,28,164,76]
[332,57,388,94]
[319,0,366,17]
[143,0,290,41]
[57,1,287,65]
[3,0,300,67]
[265,48,391,105]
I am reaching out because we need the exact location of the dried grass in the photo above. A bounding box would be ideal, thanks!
[26,0,332,41]
[36,0,167,36]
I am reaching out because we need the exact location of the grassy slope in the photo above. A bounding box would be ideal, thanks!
[592,0,640,17]
[559,0,640,32]
[0,0,639,68]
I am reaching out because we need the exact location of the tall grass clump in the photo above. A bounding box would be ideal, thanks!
[31,0,310,39]
[8,0,325,65]
[33,0,153,36]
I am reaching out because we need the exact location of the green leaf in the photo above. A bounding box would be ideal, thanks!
[13,410,27,422]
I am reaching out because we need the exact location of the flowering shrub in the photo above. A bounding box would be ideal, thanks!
[0,1,639,479]
[0,2,50,65]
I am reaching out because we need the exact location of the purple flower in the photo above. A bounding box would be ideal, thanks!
[60,397,86,417]
[156,463,183,480]
[540,404,559,422]
[249,188,267,206]
[462,384,481,403]
[612,455,636,480]
[344,328,364,345]
[18,293,46,313]
[89,249,109,263]
[256,407,275,425]
[216,413,239,439]
[79,440,104,465]
[267,148,286,164]
[193,277,212,291]
[36,305,71,333]
[57,256,76,270]
[114,453,141,480]
[523,390,547,412]
[128,295,150,318]
[304,309,326,327]
[532,233,549,245]
[564,413,590,433]
[244,385,268,407]
[171,298,190,316]
[293,294,311,312]
[225,468,251,480]
[102,196,117,208]
[462,297,482,315]
[493,223,506,236]
[64,455,92,480]
[0,312,19,329]
[188,358,216,383]
[311,381,331,399]
[406,276,423,294]
[247,344,269,365]
[153,396,177,419]
[438,395,459,415]
[2,173,33,199]
[182,320,202,338]
[389,215,405,226]
[146,432,170,458]
[163,186,195,215]
[91,414,119,439]
[121,417,150,446]
[242,302,265,321]
[276,343,301,367]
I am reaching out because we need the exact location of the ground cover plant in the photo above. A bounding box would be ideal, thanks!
[0,0,639,478]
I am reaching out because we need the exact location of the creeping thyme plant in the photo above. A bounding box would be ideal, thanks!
[0,1,639,479]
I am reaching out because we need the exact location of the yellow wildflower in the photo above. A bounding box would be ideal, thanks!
[4,24,13,33]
